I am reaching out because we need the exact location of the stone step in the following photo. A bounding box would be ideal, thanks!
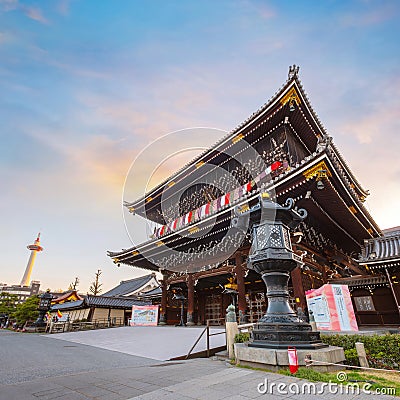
[213,350,229,361]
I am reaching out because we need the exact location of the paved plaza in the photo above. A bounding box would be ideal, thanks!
[46,326,226,360]
[0,328,397,400]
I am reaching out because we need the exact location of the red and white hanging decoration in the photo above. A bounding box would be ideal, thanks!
[153,160,283,238]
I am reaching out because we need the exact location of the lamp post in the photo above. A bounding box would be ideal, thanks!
[232,194,326,349]
[34,289,52,327]
[173,292,186,327]
[222,278,238,309]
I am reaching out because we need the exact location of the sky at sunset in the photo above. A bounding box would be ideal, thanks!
[1,0,399,292]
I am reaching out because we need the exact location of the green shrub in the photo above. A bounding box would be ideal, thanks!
[344,348,359,366]
[13,295,39,326]
[321,334,400,370]
[234,332,250,343]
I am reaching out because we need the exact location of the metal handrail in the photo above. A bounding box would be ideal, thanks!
[185,318,226,359]
[186,324,208,359]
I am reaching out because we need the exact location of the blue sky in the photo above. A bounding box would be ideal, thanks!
[1,0,399,292]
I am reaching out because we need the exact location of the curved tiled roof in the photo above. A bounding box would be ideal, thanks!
[329,275,388,287]
[85,295,150,308]
[360,230,400,264]
[138,286,162,297]
[383,227,400,237]
[51,296,150,311]
[51,299,84,311]
[102,274,156,297]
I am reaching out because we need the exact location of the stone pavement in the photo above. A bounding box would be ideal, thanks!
[0,330,397,400]
[46,325,226,360]
[1,358,397,400]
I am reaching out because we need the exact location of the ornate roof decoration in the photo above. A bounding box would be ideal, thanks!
[280,87,301,108]
[51,290,83,305]
[303,161,332,180]
[288,64,300,79]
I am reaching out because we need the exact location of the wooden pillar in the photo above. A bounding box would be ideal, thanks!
[186,273,195,326]
[291,266,306,311]
[159,271,168,325]
[321,265,328,284]
[197,290,205,325]
[385,268,400,322]
[235,253,247,323]
[87,306,95,322]
[393,282,400,314]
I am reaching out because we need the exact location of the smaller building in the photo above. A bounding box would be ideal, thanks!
[51,295,150,325]
[50,274,161,325]
[331,227,400,326]
[0,281,40,304]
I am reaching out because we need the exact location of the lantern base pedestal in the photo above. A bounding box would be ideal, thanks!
[250,322,328,350]
[234,343,345,372]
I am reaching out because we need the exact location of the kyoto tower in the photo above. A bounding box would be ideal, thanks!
[20,233,43,287]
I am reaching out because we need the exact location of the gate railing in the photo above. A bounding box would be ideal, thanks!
[185,318,226,359]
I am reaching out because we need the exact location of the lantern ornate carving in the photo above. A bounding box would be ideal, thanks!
[232,195,327,349]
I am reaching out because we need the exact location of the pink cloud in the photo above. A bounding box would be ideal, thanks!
[21,5,48,23]
[339,3,397,27]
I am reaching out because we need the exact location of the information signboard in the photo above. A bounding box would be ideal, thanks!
[130,305,159,326]
[306,284,358,331]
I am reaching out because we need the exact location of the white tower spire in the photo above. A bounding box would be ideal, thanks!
[20,233,43,287]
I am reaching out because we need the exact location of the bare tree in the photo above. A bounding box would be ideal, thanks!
[89,269,103,295]
[68,277,79,291]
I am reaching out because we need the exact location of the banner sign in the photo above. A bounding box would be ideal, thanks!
[306,284,358,331]
[131,305,159,326]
